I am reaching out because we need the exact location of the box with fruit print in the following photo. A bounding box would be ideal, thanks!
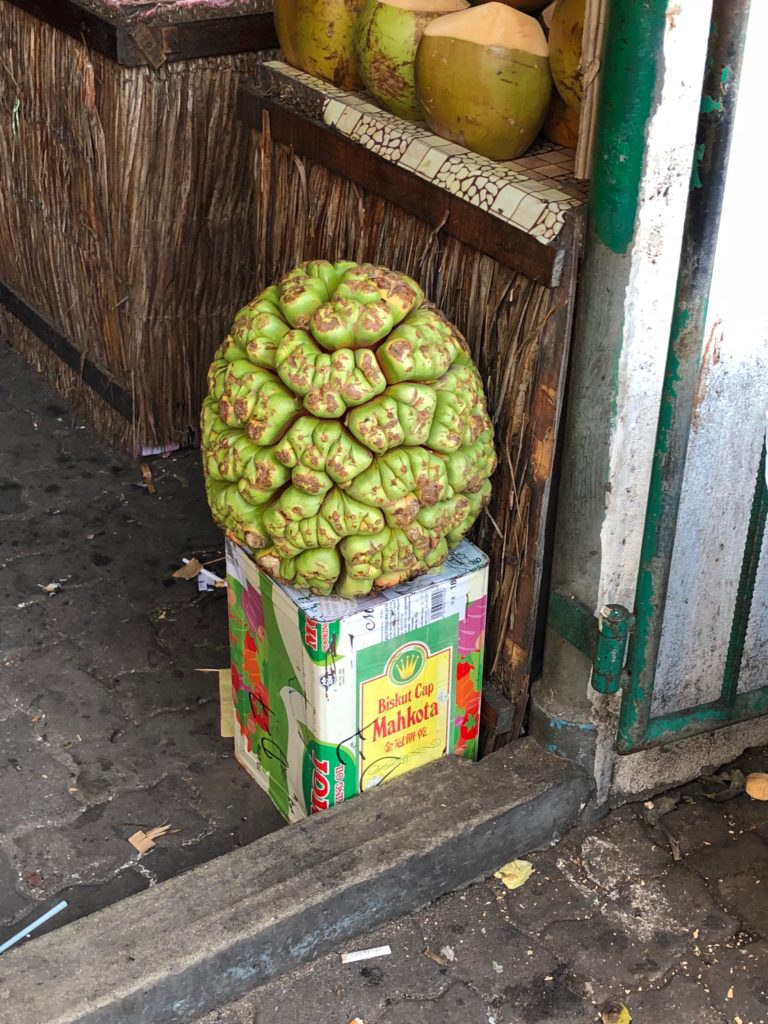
[226,536,488,822]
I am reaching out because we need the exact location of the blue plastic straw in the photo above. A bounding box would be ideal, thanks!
[0,900,68,955]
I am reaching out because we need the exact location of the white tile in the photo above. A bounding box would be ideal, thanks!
[399,139,431,170]
[334,106,365,134]
[323,98,346,127]
[510,193,545,232]
[416,149,449,179]
[490,183,527,220]
[530,220,555,242]
[538,187,571,201]
[431,141,466,156]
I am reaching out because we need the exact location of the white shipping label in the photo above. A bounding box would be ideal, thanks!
[349,578,469,650]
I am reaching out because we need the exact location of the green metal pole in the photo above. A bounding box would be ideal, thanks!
[589,0,670,255]
[580,0,676,710]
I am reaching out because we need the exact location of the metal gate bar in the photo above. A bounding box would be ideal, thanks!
[722,446,768,704]
[641,447,768,742]
[637,445,767,748]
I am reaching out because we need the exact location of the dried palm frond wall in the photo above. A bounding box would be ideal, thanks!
[251,129,581,718]
[0,1,273,451]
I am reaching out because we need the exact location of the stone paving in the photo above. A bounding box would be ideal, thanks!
[0,340,285,945]
[199,746,768,1024]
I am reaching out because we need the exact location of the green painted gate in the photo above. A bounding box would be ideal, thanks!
[593,0,768,754]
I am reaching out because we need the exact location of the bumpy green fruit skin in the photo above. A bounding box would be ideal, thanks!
[415,36,552,160]
[202,261,496,596]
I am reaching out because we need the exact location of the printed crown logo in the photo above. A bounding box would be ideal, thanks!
[395,654,420,681]
[388,643,427,686]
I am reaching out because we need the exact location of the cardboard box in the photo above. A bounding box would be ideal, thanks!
[226,538,489,822]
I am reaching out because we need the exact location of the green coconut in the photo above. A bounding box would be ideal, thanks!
[414,2,552,160]
[470,0,551,11]
[539,0,556,35]
[274,0,366,90]
[355,0,469,121]
[548,0,585,112]
[541,90,579,147]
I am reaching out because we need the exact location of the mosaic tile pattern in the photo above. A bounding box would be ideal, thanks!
[79,0,272,26]
[265,61,587,245]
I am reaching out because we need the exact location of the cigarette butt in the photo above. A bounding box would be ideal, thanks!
[341,945,392,964]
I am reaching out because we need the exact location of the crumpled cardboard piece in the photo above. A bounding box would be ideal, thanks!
[128,824,174,855]
[173,558,203,580]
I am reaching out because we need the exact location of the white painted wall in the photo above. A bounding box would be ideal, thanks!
[590,0,768,800]
[597,1,712,612]
[652,3,768,711]
[651,356,768,714]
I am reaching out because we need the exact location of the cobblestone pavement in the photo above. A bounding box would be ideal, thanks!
[199,746,768,1024]
[0,341,285,945]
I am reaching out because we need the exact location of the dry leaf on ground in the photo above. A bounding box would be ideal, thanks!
[745,772,768,801]
[140,463,157,494]
[494,859,534,890]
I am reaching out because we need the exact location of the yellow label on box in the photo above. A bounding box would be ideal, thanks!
[360,641,451,790]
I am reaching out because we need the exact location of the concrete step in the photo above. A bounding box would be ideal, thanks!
[0,738,590,1024]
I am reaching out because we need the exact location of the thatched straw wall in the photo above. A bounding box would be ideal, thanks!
[0,1,272,451]
[250,127,581,717]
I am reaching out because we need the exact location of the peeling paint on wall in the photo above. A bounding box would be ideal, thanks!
[651,1,768,714]
[597,1,712,613]
[592,0,768,802]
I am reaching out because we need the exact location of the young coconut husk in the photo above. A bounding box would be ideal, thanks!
[470,0,551,11]
[548,0,585,112]
[415,2,552,160]
[541,90,579,147]
[466,0,548,10]
[274,0,366,90]
[355,0,469,121]
[539,0,556,34]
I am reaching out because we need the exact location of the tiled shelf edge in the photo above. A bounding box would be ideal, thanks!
[256,61,587,249]
[76,0,272,26]
[242,70,584,287]
[5,0,277,65]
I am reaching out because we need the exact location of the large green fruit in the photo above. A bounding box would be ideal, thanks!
[354,0,469,121]
[202,261,496,597]
[548,0,585,112]
[274,0,365,90]
[414,2,552,160]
